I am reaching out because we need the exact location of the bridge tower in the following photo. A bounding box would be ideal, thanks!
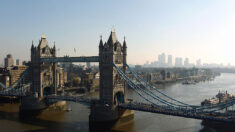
[99,29,127,105]
[31,35,57,98]
[90,30,134,123]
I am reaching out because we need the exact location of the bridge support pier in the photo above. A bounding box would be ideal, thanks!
[89,100,134,129]
[19,95,66,115]
[19,95,47,114]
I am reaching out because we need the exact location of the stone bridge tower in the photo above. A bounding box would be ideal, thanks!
[90,30,133,123]
[99,29,127,105]
[31,35,57,98]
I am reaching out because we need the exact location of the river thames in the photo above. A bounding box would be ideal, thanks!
[1,73,235,132]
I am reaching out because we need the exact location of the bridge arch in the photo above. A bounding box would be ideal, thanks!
[114,91,125,105]
[43,86,52,96]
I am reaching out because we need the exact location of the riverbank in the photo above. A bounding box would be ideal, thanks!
[154,74,217,85]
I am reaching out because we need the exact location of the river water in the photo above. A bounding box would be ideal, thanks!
[1,73,235,132]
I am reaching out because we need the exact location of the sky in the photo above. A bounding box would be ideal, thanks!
[1,0,235,65]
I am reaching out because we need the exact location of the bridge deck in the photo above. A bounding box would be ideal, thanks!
[118,102,235,123]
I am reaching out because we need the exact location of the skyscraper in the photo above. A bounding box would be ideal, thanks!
[196,59,201,67]
[158,53,166,67]
[167,55,172,67]
[175,57,183,67]
[184,58,189,67]
[16,59,22,66]
[4,54,14,68]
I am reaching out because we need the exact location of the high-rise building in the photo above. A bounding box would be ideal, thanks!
[144,61,149,67]
[145,61,149,65]
[4,54,14,68]
[184,58,189,67]
[167,55,172,67]
[175,57,183,67]
[158,53,166,67]
[196,59,201,67]
[16,59,22,66]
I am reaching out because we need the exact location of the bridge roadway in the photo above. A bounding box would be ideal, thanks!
[118,102,235,123]
[40,56,99,63]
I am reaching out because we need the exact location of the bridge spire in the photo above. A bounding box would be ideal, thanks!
[31,41,34,48]
[108,28,118,45]
[41,34,46,39]
[99,35,103,48]
[123,36,127,48]
[31,41,34,54]
[112,27,115,32]
[53,41,56,57]
[39,34,49,49]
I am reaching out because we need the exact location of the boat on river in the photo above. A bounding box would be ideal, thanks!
[201,91,234,106]
[182,80,196,85]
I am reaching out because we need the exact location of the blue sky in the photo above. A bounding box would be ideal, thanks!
[1,0,235,65]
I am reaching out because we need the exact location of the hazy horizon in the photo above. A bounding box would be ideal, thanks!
[1,0,235,65]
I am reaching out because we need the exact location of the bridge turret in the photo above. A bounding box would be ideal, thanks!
[99,36,103,51]
[123,36,127,53]
[123,36,127,74]
[31,41,35,60]
[52,41,56,57]
[31,41,34,51]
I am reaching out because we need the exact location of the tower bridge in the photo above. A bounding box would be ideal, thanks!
[1,30,235,124]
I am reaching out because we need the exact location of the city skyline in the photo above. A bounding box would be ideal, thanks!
[1,0,235,65]
[0,44,233,68]
[0,50,232,68]
[143,52,233,68]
